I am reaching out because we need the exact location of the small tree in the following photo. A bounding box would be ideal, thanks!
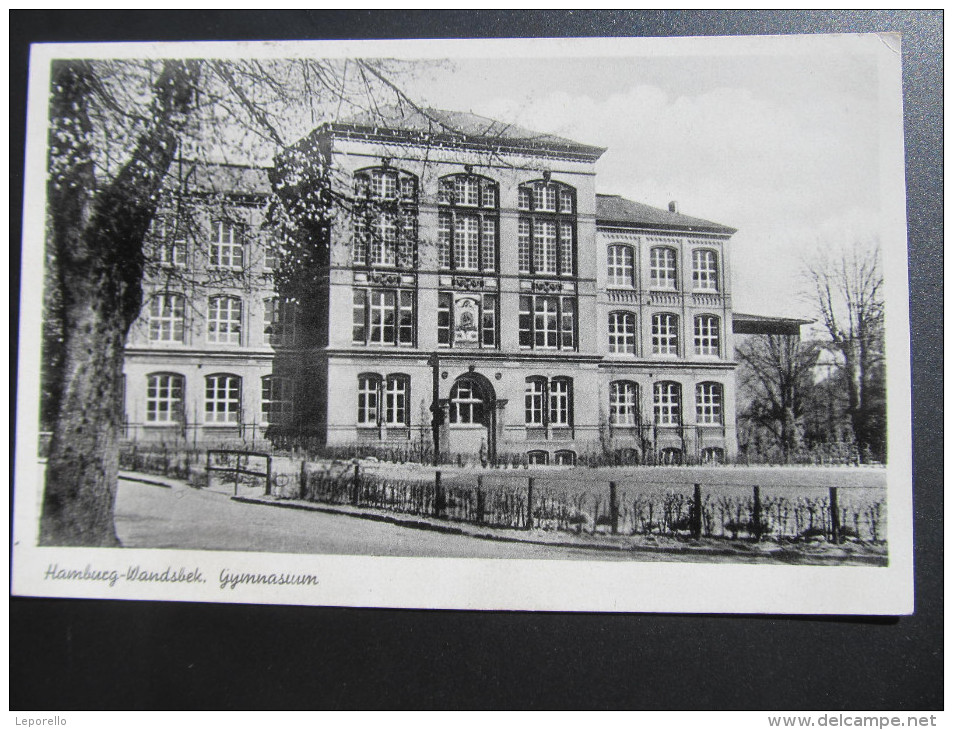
[736,334,820,462]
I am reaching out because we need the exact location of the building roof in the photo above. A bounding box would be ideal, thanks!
[322,106,606,162]
[597,194,736,235]
[732,313,814,336]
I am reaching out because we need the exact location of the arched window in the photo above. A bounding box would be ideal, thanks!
[449,377,486,425]
[654,381,681,426]
[384,374,410,427]
[658,447,683,465]
[527,450,549,466]
[261,376,294,425]
[554,450,576,466]
[694,315,720,357]
[146,372,184,423]
[609,381,639,426]
[701,447,725,464]
[517,179,576,276]
[607,244,635,287]
[148,292,185,343]
[264,297,296,347]
[650,246,678,289]
[352,167,418,269]
[692,249,719,291]
[438,173,499,272]
[696,382,723,425]
[651,312,679,356]
[357,373,382,425]
[608,311,637,354]
[205,374,241,424]
[207,296,242,345]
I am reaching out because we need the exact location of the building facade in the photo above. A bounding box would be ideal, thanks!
[123,110,740,464]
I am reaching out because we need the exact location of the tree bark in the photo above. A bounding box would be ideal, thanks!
[40,60,198,546]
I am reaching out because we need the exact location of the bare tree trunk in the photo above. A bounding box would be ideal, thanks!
[40,60,197,546]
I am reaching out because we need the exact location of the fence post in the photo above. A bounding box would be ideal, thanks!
[476,475,485,525]
[299,460,307,499]
[526,477,535,530]
[434,470,444,518]
[265,455,272,497]
[829,486,841,543]
[352,462,361,506]
[752,485,762,541]
[692,484,703,539]
[234,453,241,496]
[205,450,212,489]
[609,481,619,535]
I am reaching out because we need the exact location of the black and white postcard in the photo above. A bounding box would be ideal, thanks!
[13,34,913,614]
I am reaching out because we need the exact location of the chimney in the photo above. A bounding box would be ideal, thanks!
[668,200,679,213]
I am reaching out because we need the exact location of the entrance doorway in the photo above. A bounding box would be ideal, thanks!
[447,373,496,461]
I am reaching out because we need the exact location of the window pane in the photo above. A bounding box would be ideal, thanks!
[652,313,678,355]
[146,373,183,423]
[694,315,720,356]
[481,218,497,271]
[650,247,677,289]
[518,220,531,273]
[437,213,452,269]
[654,382,681,426]
[696,382,723,424]
[437,292,451,346]
[208,297,242,345]
[525,378,545,425]
[352,290,367,343]
[454,215,479,270]
[693,249,718,291]
[534,220,557,274]
[608,245,634,287]
[559,223,573,275]
[205,375,241,424]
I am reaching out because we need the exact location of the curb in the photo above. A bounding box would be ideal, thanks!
[118,473,173,489]
[230,495,887,566]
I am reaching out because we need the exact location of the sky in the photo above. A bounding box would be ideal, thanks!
[398,44,889,319]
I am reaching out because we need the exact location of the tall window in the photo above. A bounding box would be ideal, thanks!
[692,249,719,291]
[353,167,418,269]
[519,295,576,351]
[650,246,678,289]
[261,376,293,425]
[146,373,184,423]
[653,381,681,426]
[517,180,576,276]
[437,292,497,349]
[352,289,414,347]
[264,298,296,346]
[148,292,185,343]
[651,313,679,356]
[609,381,639,426]
[694,315,720,357]
[438,173,498,273]
[449,378,485,425]
[357,374,381,425]
[210,221,244,269]
[696,382,723,425]
[205,374,241,424]
[384,375,410,427]
[524,376,573,428]
[607,244,635,287]
[207,296,242,345]
[150,216,186,267]
[356,374,410,427]
[608,311,636,355]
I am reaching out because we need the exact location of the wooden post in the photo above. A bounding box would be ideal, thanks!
[205,450,212,489]
[752,485,762,541]
[476,476,485,525]
[234,453,241,496]
[352,462,361,506]
[829,487,841,543]
[265,455,272,497]
[434,470,444,518]
[299,460,308,499]
[526,477,535,530]
[692,484,703,539]
[609,481,619,535]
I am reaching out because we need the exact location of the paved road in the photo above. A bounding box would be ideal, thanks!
[115,477,672,560]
